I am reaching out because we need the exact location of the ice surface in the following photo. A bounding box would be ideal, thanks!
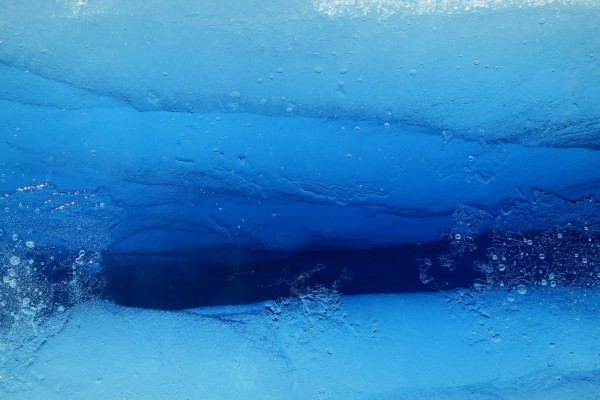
[1,1,600,397]
[5,289,600,399]
[1,1,600,146]
[1,1,599,265]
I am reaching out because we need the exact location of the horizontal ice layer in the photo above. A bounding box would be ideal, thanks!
[9,290,600,399]
[0,1,599,148]
[1,100,599,264]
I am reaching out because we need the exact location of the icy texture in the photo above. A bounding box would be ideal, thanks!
[0,1,599,266]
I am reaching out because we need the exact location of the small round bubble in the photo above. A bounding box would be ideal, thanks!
[26,240,35,249]
[517,284,527,295]
[10,256,20,266]
[539,253,545,260]
[498,264,506,272]
[507,294,515,302]
[454,233,461,240]
[550,280,557,287]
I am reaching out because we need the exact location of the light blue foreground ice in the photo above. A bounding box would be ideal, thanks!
[1,0,600,398]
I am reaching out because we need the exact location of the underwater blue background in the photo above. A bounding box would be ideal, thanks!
[1,0,599,308]
[1,1,600,398]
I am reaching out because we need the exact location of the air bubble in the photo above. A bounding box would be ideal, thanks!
[345,154,353,160]
[285,107,293,113]
[26,240,35,248]
[550,281,556,287]
[314,67,322,73]
[492,254,498,260]
[557,233,563,239]
[409,69,417,76]
[384,122,390,128]
[338,67,348,74]
[582,258,588,264]
[539,253,545,260]
[541,279,548,286]
[230,91,241,99]
[517,284,527,295]
[491,334,501,343]
[12,234,18,241]
[507,294,515,302]
[276,67,284,73]
[526,240,533,246]
[10,256,20,266]
[473,59,480,65]
[498,264,506,272]
[454,233,462,240]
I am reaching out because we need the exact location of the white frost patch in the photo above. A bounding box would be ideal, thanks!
[313,0,596,17]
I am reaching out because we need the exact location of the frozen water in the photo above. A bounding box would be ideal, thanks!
[0,0,599,398]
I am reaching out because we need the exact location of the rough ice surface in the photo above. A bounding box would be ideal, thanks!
[1,0,600,398]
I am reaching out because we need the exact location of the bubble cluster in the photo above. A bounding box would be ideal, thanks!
[0,184,123,391]
[481,227,599,290]
[443,192,599,294]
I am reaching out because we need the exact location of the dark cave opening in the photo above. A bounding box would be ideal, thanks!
[103,238,485,310]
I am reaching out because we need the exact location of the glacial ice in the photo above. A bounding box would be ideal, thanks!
[0,0,598,280]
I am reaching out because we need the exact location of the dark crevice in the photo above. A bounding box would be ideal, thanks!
[103,238,486,310]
